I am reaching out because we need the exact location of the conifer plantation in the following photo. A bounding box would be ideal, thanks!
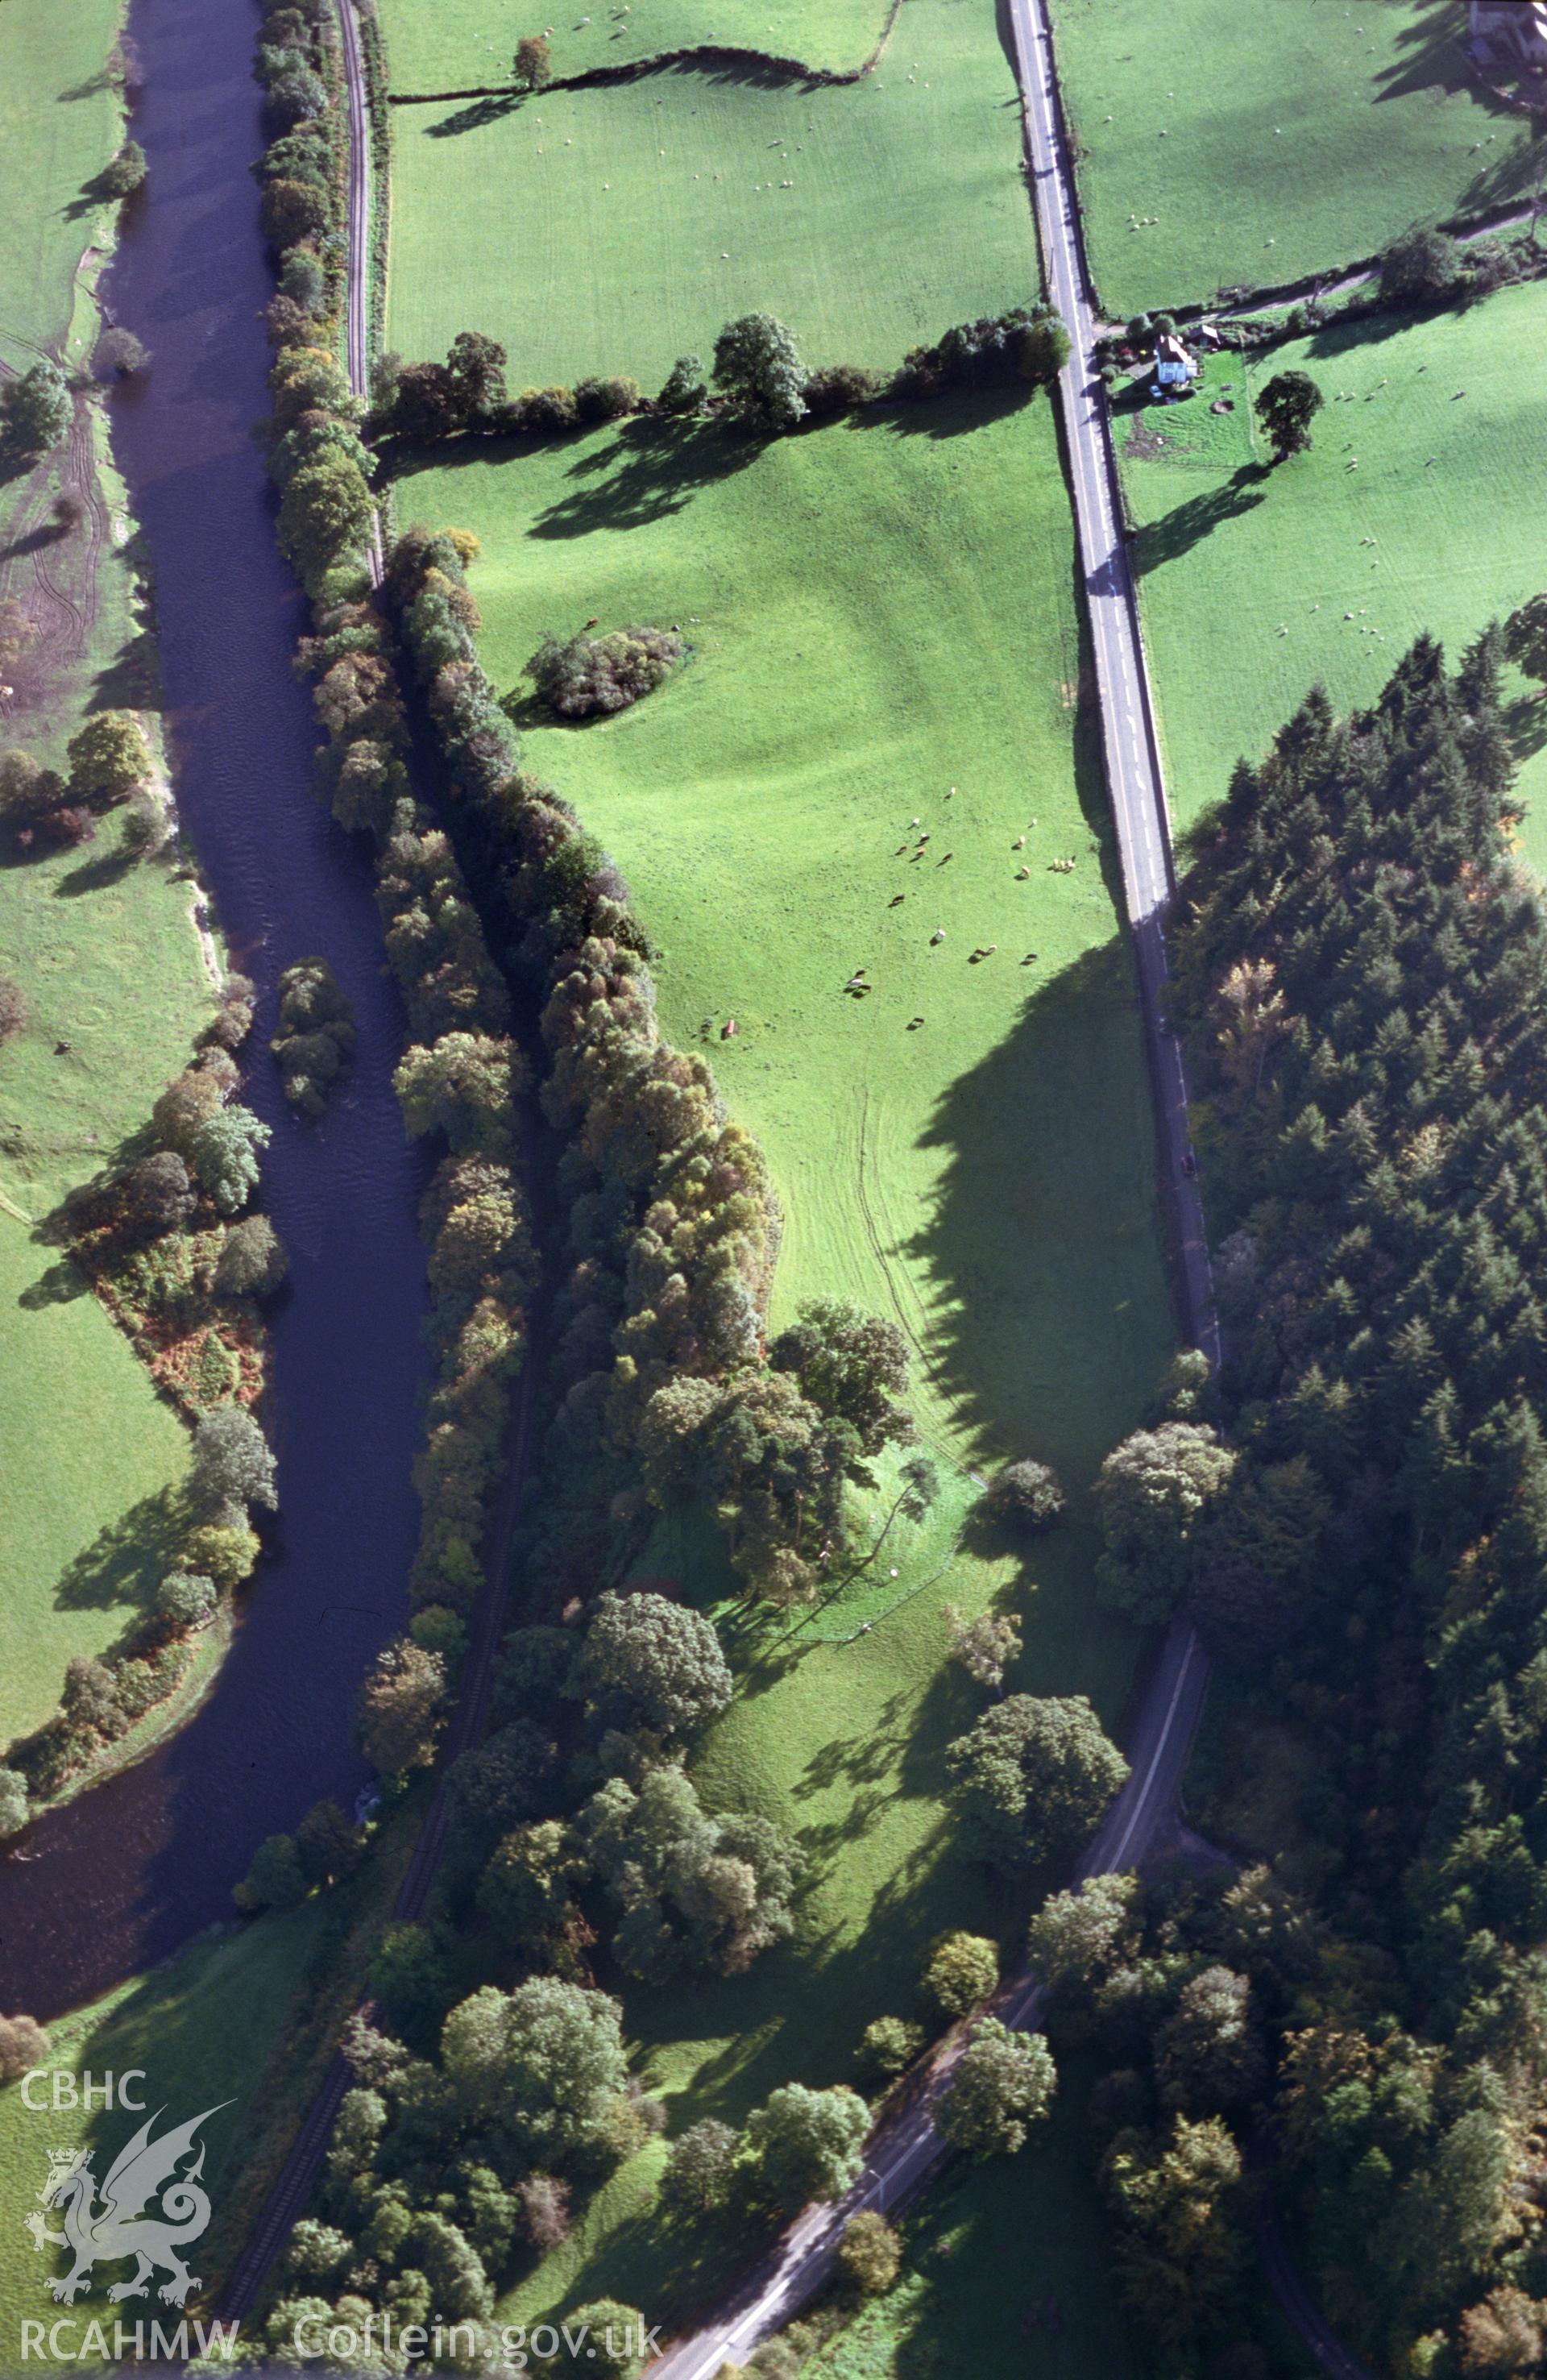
[1151,633,1547,2361]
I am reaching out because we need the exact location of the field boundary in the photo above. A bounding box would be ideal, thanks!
[387,2,904,107]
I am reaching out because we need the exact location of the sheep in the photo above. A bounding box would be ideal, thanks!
[720,1019,738,1039]
[1015,866,1031,880]
[1013,835,1026,849]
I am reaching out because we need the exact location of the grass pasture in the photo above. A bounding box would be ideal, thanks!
[1047,0,1541,320]
[385,0,1038,388]
[0,0,131,368]
[0,0,214,1748]
[1114,280,1547,862]
[407,387,1175,2354]
[377,0,896,94]
[0,1909,321,2352]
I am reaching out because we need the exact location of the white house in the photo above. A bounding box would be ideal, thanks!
[1470,2,1547,67]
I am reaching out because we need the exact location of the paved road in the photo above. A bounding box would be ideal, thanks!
[1007,0,1218,1363]
[652,7,1250,2374]
[652,1622,1210,2380]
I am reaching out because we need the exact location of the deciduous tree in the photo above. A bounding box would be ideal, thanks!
[356,1639,447,1775]
[512,34,553,90]
[946,1694,1127,1874]
[711,313,809,434]
[441,1978,628,2158]
[1255,369,1324,463]
[741,2083,869,2213]
[939,2020,1056,2157]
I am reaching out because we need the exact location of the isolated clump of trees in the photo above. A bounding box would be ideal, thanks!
[272,954,356,1117]
[0,712,164,861]
[525,625,683,720]
[0,361,72,464]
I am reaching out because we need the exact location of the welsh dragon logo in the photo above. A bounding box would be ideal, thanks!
[26,2104,229,2307]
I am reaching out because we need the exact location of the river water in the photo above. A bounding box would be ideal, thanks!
[0,0,429,2019]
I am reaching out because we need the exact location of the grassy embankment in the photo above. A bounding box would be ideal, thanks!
[384,0,1039,388]
[0,1910,321,2352]
[1047,0,1541,318]
[403,386,1170,2362]
[376,0,895,91]
[1113,280,1547,865]
[0,0,214,1749]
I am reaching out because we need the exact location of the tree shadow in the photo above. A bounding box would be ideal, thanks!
[1376,0,1520,110]
[527,417,763,537]
[425,92,523,138]
[89,625,162,713]
[50,1483,188,1615]
[64,167,131,222]
[1508,690,1547,767]
[56,837,138,896]
[861,381,1040,444]
[15,1252,92,1310]
[1130,463,1270,574]
[56,69,115,101]
[0,517,71,562]
[906,936,1168,1485]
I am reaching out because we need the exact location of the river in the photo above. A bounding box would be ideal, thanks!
[0,0,429,2020]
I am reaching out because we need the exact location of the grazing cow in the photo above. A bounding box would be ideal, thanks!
[720,1019,738,1039]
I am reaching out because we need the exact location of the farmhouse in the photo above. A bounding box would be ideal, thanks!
[1469,1,1547,67]
[1148,330,1199,398]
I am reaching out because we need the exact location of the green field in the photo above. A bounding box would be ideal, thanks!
[0,0,213,1748]
[405,386,1175,2351]
[1114,280,1547,858]
[1047,0,1540,319]
[0,1909,321,2353]
[377,0,895,93]
[385,0,1038,387]
[0,0,130,366]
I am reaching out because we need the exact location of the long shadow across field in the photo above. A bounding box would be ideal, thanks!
[417,416,763,536]
[907,935,1164,1487]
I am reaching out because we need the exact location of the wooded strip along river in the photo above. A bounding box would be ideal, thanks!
[0,0,429,2019]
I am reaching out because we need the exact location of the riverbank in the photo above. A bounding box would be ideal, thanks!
[0,0,433,2021]
[0,0,226,1753]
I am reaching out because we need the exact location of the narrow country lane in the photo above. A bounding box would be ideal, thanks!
[651,4,1376,2374]
[219,5,1374,2370]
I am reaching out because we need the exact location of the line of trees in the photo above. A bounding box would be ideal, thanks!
[367,298,1071,451]
[243,0,537,1782]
